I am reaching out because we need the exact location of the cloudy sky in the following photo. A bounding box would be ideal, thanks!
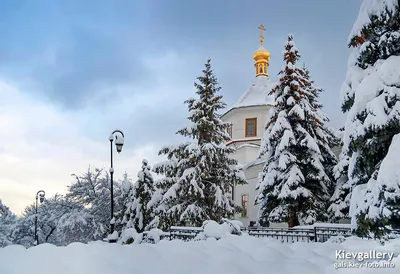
[0,0,361,214]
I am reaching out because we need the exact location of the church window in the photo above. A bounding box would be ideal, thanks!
[245,118,257,137]
[241,194,248,217]
[259,66,262,74]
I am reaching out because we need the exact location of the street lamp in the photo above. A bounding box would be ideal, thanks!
[109,129,124,240]
[34,190,45,246]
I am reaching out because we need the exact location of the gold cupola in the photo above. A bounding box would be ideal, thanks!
[253,24,270,77]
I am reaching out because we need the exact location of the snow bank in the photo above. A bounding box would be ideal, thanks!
[195,219,243,240]
[144,228,166,243]
[119,228,138,244]
[1,235,399,273]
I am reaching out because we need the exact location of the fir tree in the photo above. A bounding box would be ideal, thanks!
[328,128,352,221]
[301,64,340,196]
[122,160,157,233]
[255,35,333,227]
[114,172,134,233]
[153,59,246,227]
[151,154,180,231]
[337,0,400,236]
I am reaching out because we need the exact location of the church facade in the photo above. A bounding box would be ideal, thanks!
[222,25,341,227]
[221,24,274,226]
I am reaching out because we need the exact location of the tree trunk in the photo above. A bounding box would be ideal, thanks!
[288,211,299,228]
[288,216,294,228]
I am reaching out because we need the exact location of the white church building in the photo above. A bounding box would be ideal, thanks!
[222,25,341,227]
[221,24,274,227]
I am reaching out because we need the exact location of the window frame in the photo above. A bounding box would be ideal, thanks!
[227,124,233,138]
[245,118,257,137]
[241,194,248,218]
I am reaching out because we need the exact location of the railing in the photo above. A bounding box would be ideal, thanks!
[389,229,400,239]
[312,227,352,242]
[163,226,354,243]
[142,226,400,244]
[168,226,203,241]
[243,227,316,243]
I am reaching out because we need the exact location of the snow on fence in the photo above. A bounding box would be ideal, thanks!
[243,227,316,243]
[140,223,400,244]
[141,226,353,243]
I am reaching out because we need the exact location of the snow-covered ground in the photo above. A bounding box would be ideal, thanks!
[1,235,399,274]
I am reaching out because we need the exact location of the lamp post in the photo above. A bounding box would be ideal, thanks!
[34,190,45,246]
[109,129,124,240]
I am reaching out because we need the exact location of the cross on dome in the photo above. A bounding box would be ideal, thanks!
[253,24,270,77]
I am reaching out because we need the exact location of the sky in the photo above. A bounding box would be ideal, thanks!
[0,0,362,214]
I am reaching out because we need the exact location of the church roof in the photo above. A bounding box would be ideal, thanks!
[225,75,275,114]
[240,157,267,170]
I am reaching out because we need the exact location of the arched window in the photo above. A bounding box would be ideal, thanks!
[259,66,262,74]
[241,194,248,217]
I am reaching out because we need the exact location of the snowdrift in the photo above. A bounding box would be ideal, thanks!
[1,235,400,274]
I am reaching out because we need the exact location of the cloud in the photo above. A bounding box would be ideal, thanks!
[0,79,164,215]
[0,48,236,215]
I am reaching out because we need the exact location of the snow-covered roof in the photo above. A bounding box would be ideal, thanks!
[241,157,267,170]
[236,143,260,150]
[225,75,274,114]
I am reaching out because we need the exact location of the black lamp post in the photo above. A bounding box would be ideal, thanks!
[109,129,124,241]
[34,190,45,246]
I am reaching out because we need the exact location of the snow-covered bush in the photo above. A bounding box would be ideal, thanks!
[195,219,243,240]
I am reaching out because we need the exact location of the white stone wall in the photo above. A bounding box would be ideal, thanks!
[221,105,271,227]
[232,162,263,226]
[222,105,271,141]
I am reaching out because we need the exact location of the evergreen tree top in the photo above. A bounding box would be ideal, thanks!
[177,59,231,145]
[348,0,399,47]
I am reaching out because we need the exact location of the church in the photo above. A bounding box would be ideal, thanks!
[221,25,341,227]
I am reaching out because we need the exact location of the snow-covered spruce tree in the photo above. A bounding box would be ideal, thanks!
[122,159,157,234]
[0,199,17,247]
[337,0,400,237]
[151,154,180,231]
[153,59,246,227]
[301,64,340,197]
[327,127,352,221]
[114,172,134,233]
[255,35,333,227]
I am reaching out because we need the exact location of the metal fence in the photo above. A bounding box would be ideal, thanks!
[142,226,400,244]
[159,226,353,243]
[168,226,204,242]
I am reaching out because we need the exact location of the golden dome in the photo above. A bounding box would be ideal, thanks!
[253,24,270,77]
[253,48,270,61]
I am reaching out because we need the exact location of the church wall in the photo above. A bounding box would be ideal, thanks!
[232,147,247,165]
[222,105,271,141]
[233,162,264,226]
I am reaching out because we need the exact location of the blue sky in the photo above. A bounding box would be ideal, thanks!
[0,0,361,214]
